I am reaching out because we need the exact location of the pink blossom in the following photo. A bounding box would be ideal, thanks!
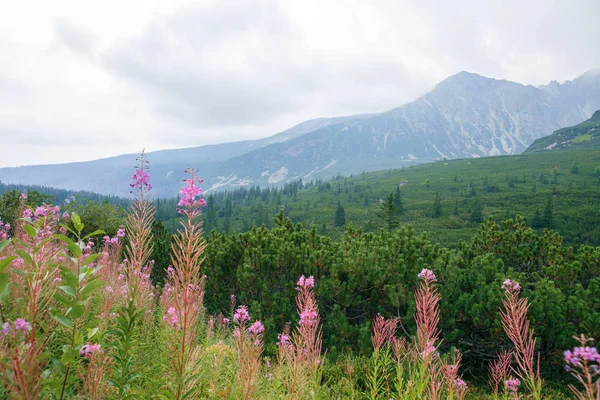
[504,378,520,393]
[233,306,250,324]
[502,279,521,294]
[22,209,33,219]
[297,275,315,289]
[418,268,437,283]
[117,227,126,238]
[421,343,437,360]
[299,310,318,327]
[130,169,152,191]
[248,320,265,335]
[454,378,468,389]
[163,307,179,327]
[14,318,31,333]
[20,192,27,200]
[1,322,10,339]
[80,343,103,358]
[223,317,230,325]
[176,173,206,214]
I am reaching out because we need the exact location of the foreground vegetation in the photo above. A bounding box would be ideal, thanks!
[1,154,600,398]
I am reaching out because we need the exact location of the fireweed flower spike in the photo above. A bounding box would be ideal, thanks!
[418,268,437,283]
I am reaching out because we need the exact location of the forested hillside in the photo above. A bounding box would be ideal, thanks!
[155,149,600,246]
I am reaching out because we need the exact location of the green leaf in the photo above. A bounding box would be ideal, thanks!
[54,292,73,307]
[70,303,85,319]
[60,345,78,364]
[74,331,84,346]
[80,279,106,298]
[58,285,76,298]
[15,249,34,266]
[58,265,78,287]
[0,280,9,301]
[0,239,11,254]
[74,222,85,233]
[0,273,8,295]
[82,230,105,240]
[23,224,37,239]
[51,312,73,329]
[54,234,82,258]
[0,256,17,273]
[82,253,101,267]
[87,327,99,340]
[71,212,81,226]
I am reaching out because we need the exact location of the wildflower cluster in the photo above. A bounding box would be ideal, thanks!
[80,343,103,358]
[418,268,437,283]
[502,279,522,294]
[505,377,521,393]
[0,219,11,240]
[176,171,206,215]
[0,318,31,340]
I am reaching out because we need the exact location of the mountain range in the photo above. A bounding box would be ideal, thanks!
[1,69,599,197]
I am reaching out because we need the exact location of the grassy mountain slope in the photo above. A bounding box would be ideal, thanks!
[177,149,600,247]
[525,110,600,153]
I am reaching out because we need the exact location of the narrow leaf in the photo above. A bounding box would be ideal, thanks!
[0,256,17,273]
[23,224,37,239]
[80,279,106,298]
[82,230,105,240]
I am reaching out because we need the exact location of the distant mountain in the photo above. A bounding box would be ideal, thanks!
[1,69,599,197]
[525,110,600,153]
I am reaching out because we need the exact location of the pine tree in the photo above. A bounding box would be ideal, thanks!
[470,198,483,223]
[379,193,400,232]
[432,192,442,218]
[542,197,554,228]
[394,186,404,214]
[334,201,346,227]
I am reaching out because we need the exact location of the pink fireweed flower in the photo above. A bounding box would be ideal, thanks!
[233,306,250,324]
[565,346,600,366]
[502,279,521,294]
[1,322,10,339]
[34,206,46,218]
[248,320,265,335]
[277,333,292,348]
[14,318,31,333]
[61,211,70,219]
[22,208,33,219]
[421,343,437,360]
[80,343,103,358]
[117,227,126,238]
[297,275,315,289]
[454,378,468,389]
[505,378,520,393]
[418,268,437,283]
[177,175,206,214]
[130,169,152,191]
[299,310,318,327]
[223,317,230,325]
[20,192,27,200]
[163,307,179,327]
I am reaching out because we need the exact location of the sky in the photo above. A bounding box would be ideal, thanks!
[1,0,599,167]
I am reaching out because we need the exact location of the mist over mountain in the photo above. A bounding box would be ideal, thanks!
[1,69,599,197]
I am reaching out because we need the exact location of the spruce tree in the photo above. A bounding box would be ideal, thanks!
[542,197,554,228]
[394,186,404,214]
[334,201,346,227]
[379,193,400,232]
[432,192,442,218]
[470,198,483,223]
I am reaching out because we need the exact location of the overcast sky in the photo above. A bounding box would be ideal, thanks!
[1,0,599,167]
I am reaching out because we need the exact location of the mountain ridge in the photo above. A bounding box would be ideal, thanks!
[1,69,599,197]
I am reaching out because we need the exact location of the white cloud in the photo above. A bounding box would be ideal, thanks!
[0,0,599,167]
